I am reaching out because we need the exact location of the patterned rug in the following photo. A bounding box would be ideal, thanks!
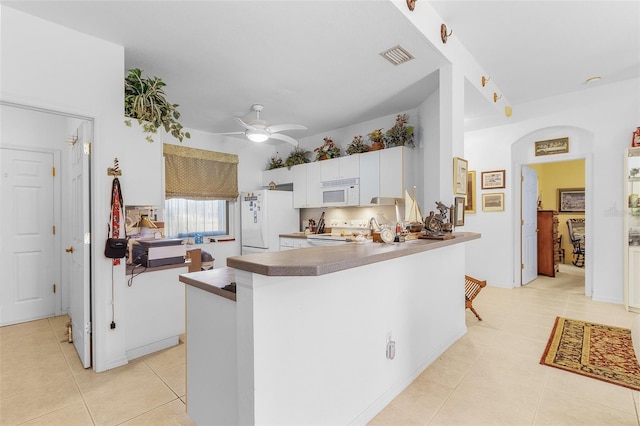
[540,317,640,391]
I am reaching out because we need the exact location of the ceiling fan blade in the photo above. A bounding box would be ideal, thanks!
[267,124,307,133]
[269,132,299,147]
[235,117,256,131]
[212,131,245,136]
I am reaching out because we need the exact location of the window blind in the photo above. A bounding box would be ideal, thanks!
[163,143,239,201]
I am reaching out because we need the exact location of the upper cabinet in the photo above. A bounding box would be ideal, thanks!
[360,147,414,205]
[292,162,321,208]
[262,167,294,187]
[320,155,359,182]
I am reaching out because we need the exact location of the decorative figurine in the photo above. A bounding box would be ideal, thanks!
[421,201,455,240]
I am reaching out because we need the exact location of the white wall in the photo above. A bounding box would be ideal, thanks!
[463,78,639,306]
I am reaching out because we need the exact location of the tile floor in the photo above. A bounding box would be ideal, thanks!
[1,264,638,425]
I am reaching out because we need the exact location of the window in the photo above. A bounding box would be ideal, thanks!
[164,198,230,238]
[162,144,239,239]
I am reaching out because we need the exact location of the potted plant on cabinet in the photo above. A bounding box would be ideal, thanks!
[384,114,415,148]
[124,68,191,143]
[266,153,284,170]
[314,137,341,161]
[285,146,311,169]
[345,135,369,155]
[367,129,385,151]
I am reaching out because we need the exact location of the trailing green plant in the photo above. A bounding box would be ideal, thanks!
[124,68,191,143]
[266,153,284,170]
[384,114,414,148]
[314,137,341,161]
[284,146,311,169]
[345,135,369,155]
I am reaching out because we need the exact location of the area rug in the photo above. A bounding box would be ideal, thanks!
[540,317,640,391]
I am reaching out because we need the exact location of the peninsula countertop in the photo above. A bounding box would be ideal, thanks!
[228,232,480,276]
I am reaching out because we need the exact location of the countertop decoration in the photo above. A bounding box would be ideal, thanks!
[284,146,311,168]
[385,114,415,148]
[314,137,341,161]
[124,68,191,143]
[367,128,385,151]
[345,135,369,155]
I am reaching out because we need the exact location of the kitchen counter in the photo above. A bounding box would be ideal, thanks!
[178,267,236,301]
[231,232,480,276]
[183,231,481,425]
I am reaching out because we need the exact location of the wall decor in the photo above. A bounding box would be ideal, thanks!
[481,170,506,189]
[453,157,468,195]
[558,188,585,212]
[454,197,465,226]
[482,193,504,212]
[535,137,569,156]
[465,171,476,213]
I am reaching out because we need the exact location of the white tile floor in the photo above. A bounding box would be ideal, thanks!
[1,264,638,425]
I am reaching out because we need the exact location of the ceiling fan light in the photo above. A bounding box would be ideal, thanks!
[246,129,269,143]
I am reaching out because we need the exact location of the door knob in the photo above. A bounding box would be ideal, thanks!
[65,246,74,253]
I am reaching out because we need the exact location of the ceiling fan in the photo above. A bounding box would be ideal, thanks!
[220,104,307,146]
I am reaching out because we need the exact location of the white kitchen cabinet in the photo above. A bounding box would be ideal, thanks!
[359,147,413,205]
[292,162,322,208]
[320,155,359,182]
[624,147,640,311]
[279,237,311,250]
[262,167,293,187]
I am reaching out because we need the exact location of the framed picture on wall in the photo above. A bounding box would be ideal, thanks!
[465,171,476,213]
[453,157,468,195]
[482,193,504,212]
[535,137,569,156]
[481,170,506,189]
[454,196,465,226]
[558,188,585,212]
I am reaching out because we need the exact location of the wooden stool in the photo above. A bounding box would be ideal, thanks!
[465,275,487,321]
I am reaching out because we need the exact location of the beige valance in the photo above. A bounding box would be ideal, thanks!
[163,144,239,201]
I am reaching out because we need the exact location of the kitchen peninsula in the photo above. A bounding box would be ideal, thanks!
[180,232,480,425]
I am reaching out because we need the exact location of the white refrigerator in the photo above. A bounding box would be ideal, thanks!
[241,190,300,254]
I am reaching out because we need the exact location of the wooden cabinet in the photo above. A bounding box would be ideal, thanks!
[537,210,559,277]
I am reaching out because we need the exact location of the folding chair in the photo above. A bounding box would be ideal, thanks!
[465,275,487,321]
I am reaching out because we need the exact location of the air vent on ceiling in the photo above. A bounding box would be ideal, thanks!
[379,45,414,66]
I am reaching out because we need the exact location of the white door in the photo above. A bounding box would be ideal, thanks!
[521,166,538,285]
[0,149,56,325]
[68,121,92,368]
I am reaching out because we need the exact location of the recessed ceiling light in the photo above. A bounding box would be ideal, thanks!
[585,76,602,84]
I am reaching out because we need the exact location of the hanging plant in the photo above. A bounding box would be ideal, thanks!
[124,68,191,143]
[284,147,311,169]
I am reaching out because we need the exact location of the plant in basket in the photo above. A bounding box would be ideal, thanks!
[314,137,341,161]
[284,146,311,169]
[367,129,385,151]
[345,135,369,155]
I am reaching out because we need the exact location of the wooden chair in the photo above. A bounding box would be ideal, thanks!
[567,219,585,267]
[465,275,487,321]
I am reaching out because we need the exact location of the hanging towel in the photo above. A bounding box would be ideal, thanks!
[108,178,125,266]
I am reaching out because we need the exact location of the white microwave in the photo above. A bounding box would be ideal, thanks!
[321,178,360,207]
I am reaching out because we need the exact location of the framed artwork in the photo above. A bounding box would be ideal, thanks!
[454,196,465,226]
[558,188,585,212]
[453,157,468,195]
[481,170,506,189]
[482,193,504,212]
[465,171,476,213]
[535,137,569,156]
